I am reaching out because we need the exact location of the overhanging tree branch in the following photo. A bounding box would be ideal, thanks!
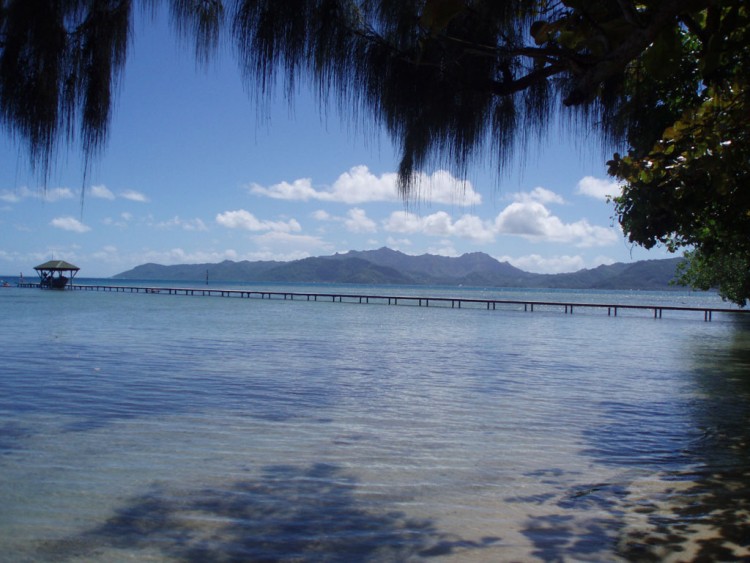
[564,0,714,105]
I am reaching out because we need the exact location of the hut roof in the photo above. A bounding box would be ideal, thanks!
[34,260,80,271]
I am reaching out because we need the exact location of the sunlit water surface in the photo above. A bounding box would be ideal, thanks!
[1,282,750,561]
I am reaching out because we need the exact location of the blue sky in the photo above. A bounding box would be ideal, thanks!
[0,8,670,278]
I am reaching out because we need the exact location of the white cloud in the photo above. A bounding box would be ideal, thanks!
[383,210,495,242]
[102,211,134,228]
[252,231,334,256]
[111,245,355,273]
[155,216,209,231]
[498,253,587,274]
[382,195,617,247]
[576,176,621,201]
[344,208,377,233]
[310,207,378,233]
[250,165,481,206]
[312,209,332,221]
[182,218,208,231]
[512,186,565,205]
[50,216,91,233]
[91,185,155,203]
[120,189,149,202]
[136,248,242,266]
[451,214,495,242]
[382,211,427,234]
[90,185,115,200]
[216,209,301,233]
[0,186,74,203]
[427,241,459,257]
[329,166,401,203]
[246,249,317,262]
[42,187,75,202]
[411,169,482,206]
[250,178,320,201]
[494,200,617,247]
[497,254,622,274]
[422,211,455,236]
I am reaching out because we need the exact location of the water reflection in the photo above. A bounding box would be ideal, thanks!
[38,463,500,561]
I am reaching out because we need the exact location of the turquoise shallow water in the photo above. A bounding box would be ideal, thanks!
[1,283,749,561]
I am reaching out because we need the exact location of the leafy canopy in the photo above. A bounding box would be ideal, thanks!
[1,0,748,301]
[608,1,750,304]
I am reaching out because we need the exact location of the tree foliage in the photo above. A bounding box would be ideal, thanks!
[608,1,750,304]
[0,0,131,172]
[1,0,748,301]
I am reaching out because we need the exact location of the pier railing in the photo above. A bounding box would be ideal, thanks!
[16,282,748,322]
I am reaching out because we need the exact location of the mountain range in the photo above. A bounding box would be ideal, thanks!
[113,247,685,291]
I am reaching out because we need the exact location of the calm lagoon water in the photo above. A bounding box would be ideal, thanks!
[1,282,750,561]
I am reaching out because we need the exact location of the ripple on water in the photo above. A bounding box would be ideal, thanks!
[1,287,749,561]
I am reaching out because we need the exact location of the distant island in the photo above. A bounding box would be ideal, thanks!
[113,248,686,291]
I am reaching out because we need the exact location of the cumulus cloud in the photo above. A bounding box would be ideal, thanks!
[249,165,481,206]
[382,189,617,247]
[251,178,320,201]
[411,169,482,206]
[344,208,377,233]
[498,253,587,274]
[576,176,621,201]
[50,216,91,233]
[382,211,426,234]
[512,186,565,205]
[216,209,301,233]
[494,200,617,247]
[120,190,149,202]
[90,185,115,200]
[312,209,332,221]
[383,211,495,242]
[310,207,377,233]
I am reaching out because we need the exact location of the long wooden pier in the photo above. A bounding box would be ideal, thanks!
[16,282,748,321]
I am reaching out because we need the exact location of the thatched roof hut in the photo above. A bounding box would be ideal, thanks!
[34,260,80,272]
[34,260,79,289]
